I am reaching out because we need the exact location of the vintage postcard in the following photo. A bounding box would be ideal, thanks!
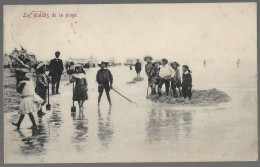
[3,3,257,163]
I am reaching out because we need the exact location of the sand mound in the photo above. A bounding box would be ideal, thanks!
[133,77,144,81]
[147,88,230,106]
[127,81,136,84]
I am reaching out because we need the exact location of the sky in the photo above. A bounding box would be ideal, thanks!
[3,3,257,64]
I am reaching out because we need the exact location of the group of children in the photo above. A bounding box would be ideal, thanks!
[12,60,114,129]
[144,56,192,100]
[11,56,191,130]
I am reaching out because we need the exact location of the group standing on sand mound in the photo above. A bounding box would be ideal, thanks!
[144,55,192,100]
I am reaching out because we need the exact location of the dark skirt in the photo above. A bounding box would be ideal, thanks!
[73,85,88,101]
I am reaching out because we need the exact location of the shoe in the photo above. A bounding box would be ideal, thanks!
[12,122,20,129]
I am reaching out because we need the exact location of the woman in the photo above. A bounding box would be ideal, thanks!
[70,65,88,110]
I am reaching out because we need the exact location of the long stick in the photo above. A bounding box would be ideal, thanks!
[146,82,150,98]
[112,88,137,105]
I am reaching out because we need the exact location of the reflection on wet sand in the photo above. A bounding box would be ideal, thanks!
[16,117,49,155]
[97,106,114,149]
[71,109,89,152]
[146,109,193,148]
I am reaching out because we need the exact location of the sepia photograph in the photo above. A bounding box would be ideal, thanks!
[3,3,258,163]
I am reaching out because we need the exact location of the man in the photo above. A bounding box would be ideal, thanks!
[96,61,113,106]
[135,59,142,77]
[49,51,64,94]
[158,58,175,96]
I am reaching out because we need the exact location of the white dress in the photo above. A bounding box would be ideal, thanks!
[18,80,43,114]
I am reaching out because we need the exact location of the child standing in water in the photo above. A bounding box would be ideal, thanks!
[181,65,192,100]
[70,65,88,110]
[12,69,43,129]
[170,62,182,97]
[35,63,48,117]
[96,61,113,106]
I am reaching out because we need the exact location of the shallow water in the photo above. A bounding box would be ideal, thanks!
[4,61,257,163]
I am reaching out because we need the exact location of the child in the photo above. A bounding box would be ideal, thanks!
[150,60,161,95]
[181,65,192,100]
[96,61,113,106]
[170,62,182,97]
[158,59,175,96]
[12,69,43,129]
[70,65,88,110]
[135,59,142,77]
[144,55,153,92]
[35,63,48,116]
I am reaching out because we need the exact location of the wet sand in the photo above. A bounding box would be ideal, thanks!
[3,63,258,163]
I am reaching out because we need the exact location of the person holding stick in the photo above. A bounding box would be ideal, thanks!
[35,63,48,116]
[70,64,88,110]
[96,61,113,106]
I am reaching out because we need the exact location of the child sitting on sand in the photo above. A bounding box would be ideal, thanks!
[12,69,43,129]
[181,65,192,100]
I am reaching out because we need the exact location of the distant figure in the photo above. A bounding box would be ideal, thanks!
[35,63,48,117]
[135,59,142,77]
[12,69,43,129]
[70,65,88,110]
[181,65,192,100]
[236,59,240,68]
[158,59,175,97]
[203,60,206,67]
[49,51,64,94]
[129,65,132,70]
[170,62,182,97]
[96,61,113,106]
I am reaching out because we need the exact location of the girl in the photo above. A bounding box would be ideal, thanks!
[12,69,43,129]
[70,65,88,110]
[35,63,48,117]
[170,62,182,97]
[181,65,192,100]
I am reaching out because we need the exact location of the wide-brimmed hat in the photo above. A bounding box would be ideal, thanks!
[74,64,83,70]
[170,61,180,67]
[143,55,153,62]
[152,59,161,65]
[161,58,168,64]
[36,63,45,70]
[98,61,109,67]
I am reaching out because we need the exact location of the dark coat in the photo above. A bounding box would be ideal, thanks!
[49,58,64,77]
[96,69,113,85]
[135,62,142,72]
[182,72,192,87]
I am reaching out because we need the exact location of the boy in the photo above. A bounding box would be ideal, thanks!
[96,61,113,106]
[158,58,175,96]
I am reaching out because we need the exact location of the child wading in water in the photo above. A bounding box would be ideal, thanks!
[170,62,182,97]
[70,65,88,110]
[181,65,192,100]
[35,63,48,117]
[96,61,113,106]
[12,69,43,129]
